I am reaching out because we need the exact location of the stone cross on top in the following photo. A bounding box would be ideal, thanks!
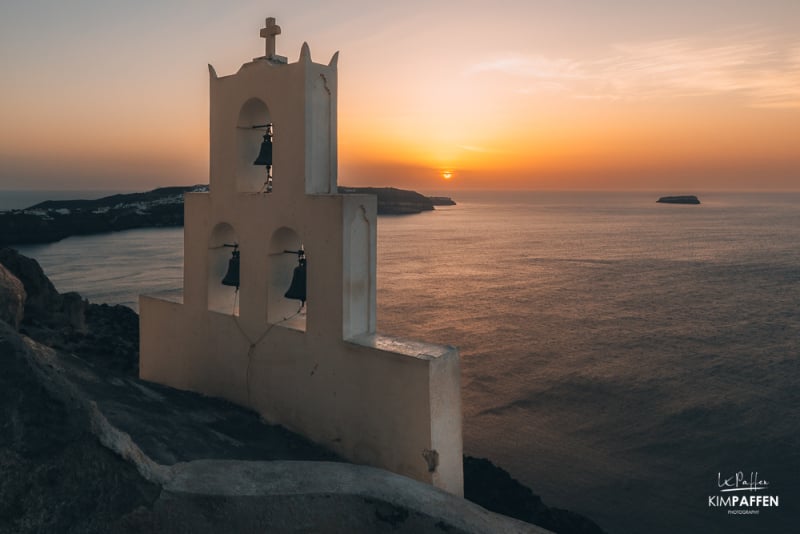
[260,17,281,58]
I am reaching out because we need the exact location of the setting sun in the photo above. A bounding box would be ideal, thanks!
[441,171,453,180]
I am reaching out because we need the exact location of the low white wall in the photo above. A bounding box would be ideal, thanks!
[140,295,463,495]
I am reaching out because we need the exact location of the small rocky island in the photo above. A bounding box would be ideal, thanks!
[0,186,456,247]
[656,195,700,205]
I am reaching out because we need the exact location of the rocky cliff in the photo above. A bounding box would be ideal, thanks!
[338,186,438,214]
[0,186,456,247]
[0,186,197,247]
[0,249,604,534]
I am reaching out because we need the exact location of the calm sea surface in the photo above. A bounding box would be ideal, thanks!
[10,190,800,534]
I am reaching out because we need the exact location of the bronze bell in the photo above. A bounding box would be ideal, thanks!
[284,257,306,304]
[253,132,272,166]
[221,248,240,288]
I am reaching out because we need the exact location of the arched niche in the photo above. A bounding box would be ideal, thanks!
[236,98,272,193]
[208,222,240,315]
[268,226,306,330]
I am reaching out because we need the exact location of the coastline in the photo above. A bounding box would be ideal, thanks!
[0,186,456,247]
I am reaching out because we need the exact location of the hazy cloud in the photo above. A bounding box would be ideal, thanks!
[470,35,800,108]
[470,56,585,80]
[458,145,506,154]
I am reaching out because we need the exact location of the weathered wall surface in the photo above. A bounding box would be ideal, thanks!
[141,295,463,494]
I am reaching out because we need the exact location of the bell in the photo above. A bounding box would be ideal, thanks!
[253,132,273,166]
[284,258,306,304]
[221,249,240,288]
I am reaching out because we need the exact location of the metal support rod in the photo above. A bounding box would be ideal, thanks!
[236,124,273,129]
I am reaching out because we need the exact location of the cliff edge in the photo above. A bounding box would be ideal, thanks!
[0,186,456,247]
[0,249,604,534]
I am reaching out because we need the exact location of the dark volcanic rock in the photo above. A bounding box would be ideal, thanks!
[0,321,161,534]
[0,248,62,322]
[0,248,90,337]
[0,319,346,534]
[0,248,137,374]
[656,195,700,205]
[464,456,607,534]
[76,303,140,375]
[0,265,25,330]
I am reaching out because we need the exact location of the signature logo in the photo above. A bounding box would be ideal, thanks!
[717,471,769,493]
[708,471,779,515]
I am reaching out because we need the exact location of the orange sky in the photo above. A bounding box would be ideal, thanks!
[0,1,798,192]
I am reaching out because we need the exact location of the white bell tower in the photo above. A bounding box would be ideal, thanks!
[140,17,463,495]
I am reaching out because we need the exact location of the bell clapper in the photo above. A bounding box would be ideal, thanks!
[263,165,273,193]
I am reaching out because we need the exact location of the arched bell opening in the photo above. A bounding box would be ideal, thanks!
[208,222,240,315]
[268,226,306,330]
[236,97,273,193]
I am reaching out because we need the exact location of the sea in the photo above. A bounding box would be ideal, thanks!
[3,189,798,534]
